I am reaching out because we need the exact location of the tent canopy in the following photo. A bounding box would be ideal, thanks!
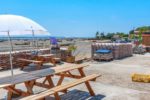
[0,14,50,36]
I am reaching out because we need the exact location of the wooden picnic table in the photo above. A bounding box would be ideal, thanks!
[17,53,60,70]
[17,58,43,70]
[37,54,61,66]
[0,64,97,100]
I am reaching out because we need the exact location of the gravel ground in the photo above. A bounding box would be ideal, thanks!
[0,41,150,100]
[84,54,150,92]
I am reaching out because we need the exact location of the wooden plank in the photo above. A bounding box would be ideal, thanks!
[56,73,82,79]
[34,82,50,89]
[44,75,60,100]
[56,73,65,86]
[38,54,54,57]
[7,91,13,100]
[18,58,42,63]
[78,68,95,96]
[5,86,30,97]
[20,74,101,100]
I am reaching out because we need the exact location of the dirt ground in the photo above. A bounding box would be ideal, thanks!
[85,54,150,92]
[0,41,150,100]
[0,54,150,100]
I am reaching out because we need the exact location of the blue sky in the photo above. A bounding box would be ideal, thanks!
[0,0,150,37]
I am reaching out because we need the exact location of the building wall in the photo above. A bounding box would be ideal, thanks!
[142,35,150,46]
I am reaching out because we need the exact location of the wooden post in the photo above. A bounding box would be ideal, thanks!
[57,73,67,93]
[7,91,13,100]
[78,68,95,96]
[46,76,61,100]
[24,80,35,94]
[57,74,65,86]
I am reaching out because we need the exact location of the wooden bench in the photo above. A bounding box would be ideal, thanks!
[0,64,91,100]
[21,74,101,100]
[17,58,43,70]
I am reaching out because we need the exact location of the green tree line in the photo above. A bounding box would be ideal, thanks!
[95,31,128,40]
[95,26,150,41]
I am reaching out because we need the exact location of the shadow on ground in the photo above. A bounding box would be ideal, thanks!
[46,89,105,100]
[22,62,64,72]
[0,89,105,100]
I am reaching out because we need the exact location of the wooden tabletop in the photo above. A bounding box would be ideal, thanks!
[38,54,54,57]
[0,64,89,89]
[18,58,42,63]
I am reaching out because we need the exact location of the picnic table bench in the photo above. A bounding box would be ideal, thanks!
[0,64,100,100]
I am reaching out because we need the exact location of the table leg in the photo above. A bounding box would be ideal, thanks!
[7,91,13,100]
[24,80,35,94]
[57,74,65,86]
[46,76,61,100]
[78,68,95,96]
[50,58,56,66]
[57,73,67,93]
[5,85,22,100]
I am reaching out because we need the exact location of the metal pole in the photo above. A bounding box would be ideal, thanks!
[32,28,39,53]
[32,28,35,51]
[36,37,39,53]
[7,31,14,76]
[31,26,36,53]
[31,27,40,54]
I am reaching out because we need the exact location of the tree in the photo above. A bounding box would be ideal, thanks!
[129,30,134,34]
[116,32,128,38]
[136,26,150,31]
[105,33,115,39]
[95,31,100,39]
[129,26,150,44]
[100,32,105,39]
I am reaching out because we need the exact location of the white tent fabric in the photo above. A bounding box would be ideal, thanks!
[0,14,50,76]
[0,14,50,36]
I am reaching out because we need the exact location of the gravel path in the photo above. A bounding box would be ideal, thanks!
[84,54,150,92]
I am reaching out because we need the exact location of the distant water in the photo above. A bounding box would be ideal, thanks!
[0,36,67,41]
[0,36,48,41]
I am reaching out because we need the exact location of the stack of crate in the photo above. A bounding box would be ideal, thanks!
[92,43,133,59]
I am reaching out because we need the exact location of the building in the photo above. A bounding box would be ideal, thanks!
[142,32,150,46]
[134,31,150,46]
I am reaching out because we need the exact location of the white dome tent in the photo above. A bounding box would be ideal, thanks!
[0,14,49,35]
[0,14,50,76]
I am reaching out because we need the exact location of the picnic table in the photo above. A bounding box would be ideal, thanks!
[37,54,61,66]
[18,58,43,70]
[17,53,61,70]
[0,64,100,100]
